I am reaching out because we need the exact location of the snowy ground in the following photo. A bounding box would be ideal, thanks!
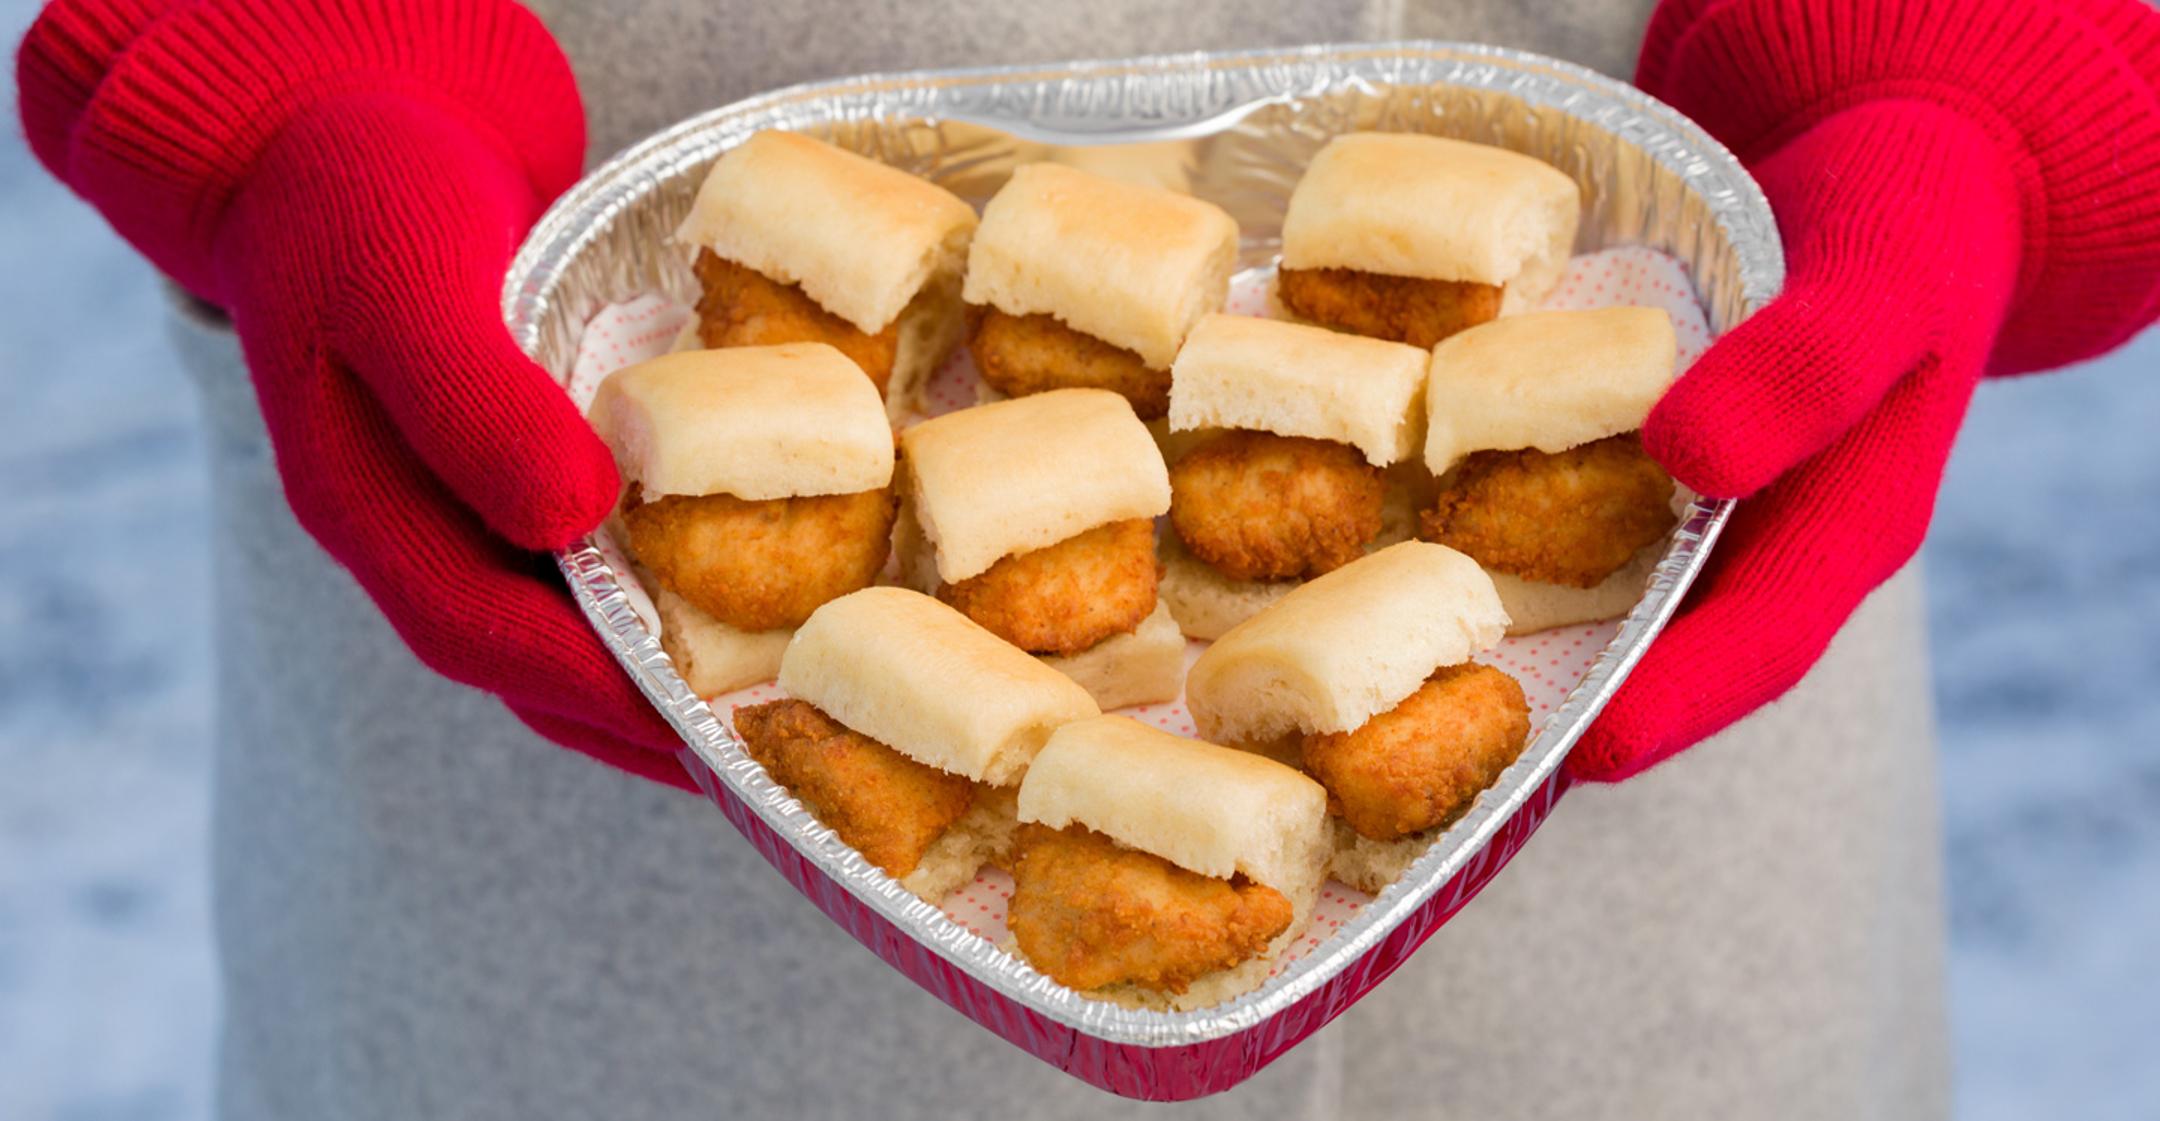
[2,8,2156,1118]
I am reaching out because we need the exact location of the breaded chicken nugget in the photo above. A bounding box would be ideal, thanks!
[694,251,899,394]
[1301,663,1531,842]
[622,485,896,632]
[937,518,1159,655]
[1169,431,1385,582]
[1007,824,1294,995]
[1419,433,1677,588]
[1276,266,1503,348]
[734,700,978,877]
[966,307,1170,420]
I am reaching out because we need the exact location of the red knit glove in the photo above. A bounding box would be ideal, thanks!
[17,0,692,788]
[1570,0,2160,781]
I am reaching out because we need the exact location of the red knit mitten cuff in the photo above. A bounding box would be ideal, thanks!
[18,0,584,304]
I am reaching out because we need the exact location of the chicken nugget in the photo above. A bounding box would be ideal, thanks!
[1301,663,1531,842]
[1169,431,1385,582]
[622,486,896,632]
[733,699,977,878]
[1276,266,1503,348]
[1419,433,1677,588]
[966,307,1170,420]
[937,518,1158,655]
[694,250,898,394]
[1007,824,1294,995]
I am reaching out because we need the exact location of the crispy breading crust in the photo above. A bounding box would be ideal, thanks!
[1168,431,1385,582]
[694,250,899,394]
[1276,265,1503,348]
[621,485,896,631]
[937,518,1159,655]
[1301,663,1531,842]
[965,306,1171,420]
[1419,432,1677,588]
[733,699,978,878]
[1007,824,1294,995]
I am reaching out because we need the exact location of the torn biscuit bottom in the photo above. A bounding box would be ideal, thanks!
[1274,265,1503,349]
[1005,823,1309,1011]
[1167,431,1388,583]
[1326,817,1451,896]
[1157,467,1426,641]
[692,249,963,422]
[620,485,896,632]
[1032,599,1186,711]
[900,785,1020,903]
[1487,541,1662,635]
[1419,433,1678,590]
[966,305,1170,421]
[732,698,1013,904]
[652,581,791,697]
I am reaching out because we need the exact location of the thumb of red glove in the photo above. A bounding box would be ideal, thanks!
[18,0,692,787]
[1570,0,2160,782]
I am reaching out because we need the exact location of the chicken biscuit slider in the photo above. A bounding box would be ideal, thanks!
[1185,542,1530,893]
[589,343,898,696]
[962,163,1239,420]
[733,587,1100,903]
[895,388,1182,710]
[676,130,978,419]
[1010,714,1329,1009]
[1160,313,1431,639]
[1419,306,1684,633]
[1275,132,1581,346]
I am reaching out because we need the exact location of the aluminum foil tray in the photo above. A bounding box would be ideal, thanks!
[503,41,1781,1101]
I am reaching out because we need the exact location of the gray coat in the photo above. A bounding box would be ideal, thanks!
[185,2,1950,1118]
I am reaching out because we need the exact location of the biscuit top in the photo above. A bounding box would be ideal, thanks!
[899,389,1171,583]
[588,344,894,501]
[1423,306,1678,473]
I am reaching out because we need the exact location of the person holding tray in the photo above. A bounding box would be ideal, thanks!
[16,0,2160,1119]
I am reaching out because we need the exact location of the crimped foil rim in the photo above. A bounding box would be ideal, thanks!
[507,41,1778,1049]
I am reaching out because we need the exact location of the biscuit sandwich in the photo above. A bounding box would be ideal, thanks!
[588,343,898,696]
[1419,305,1684,634]
[1010,714,1330,1010]
[1159,313,1432,639]
[732,586,1102,903]
[1184,542,1530,894]
[1275,132,1581,346]
[676,130,978,420]
[894,388,1184,710]
[962,162,1239,420]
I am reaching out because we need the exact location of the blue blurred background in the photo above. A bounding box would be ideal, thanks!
[2,3,2156,1117]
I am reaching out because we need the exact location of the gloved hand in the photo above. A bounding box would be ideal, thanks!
[1570,0,2160,780]
[18,0,692,787]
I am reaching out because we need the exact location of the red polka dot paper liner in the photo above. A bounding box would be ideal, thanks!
[565,249,1712,965]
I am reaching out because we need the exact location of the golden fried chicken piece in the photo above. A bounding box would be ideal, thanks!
[1419,433,1677,588]
[966,306,1170,420]
[1168,431,1386,582]
[1276,266,1503,348]
[622,485,896,631]
[694,250,898,395]
[733,699,977,878]
[1301,663,1532,842]
[1007,824,1294,995]
[937,518,1159,655]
